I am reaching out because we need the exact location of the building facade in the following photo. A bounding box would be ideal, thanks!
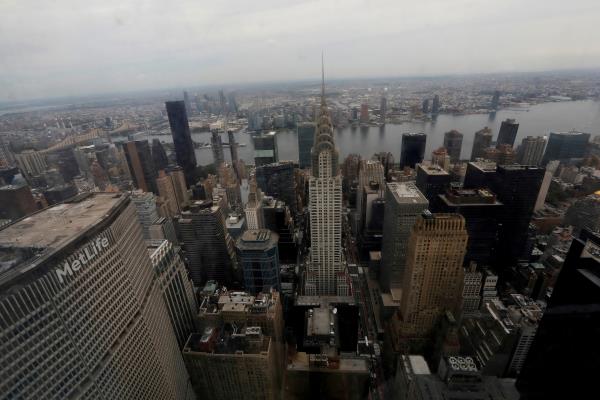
[443,130,463,162]
[297,123,316,169]
[471,127,493,161]
[400,133,426,169]
[235,229,280,294]
[166,100,197,186]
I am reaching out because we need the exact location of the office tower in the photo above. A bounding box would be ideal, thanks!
[356,159,385,228]
[399,213,467,340]
[517,136,546,165]
[462,263,483,317]
[166,100,197,186]
[380,182,428,292]
[564,192,600,233]
[380,96,387,121]
[496,118,519,148]
[422,99,430,114]
[415,164,451,208]
[0,183,37,220]
[217,163,242,208]
[463,160,497,189]
[431,94,440,114]
[131,190,160,239]
[342,153,361,183]
[245,177,264,230]
[43,183,78,205]
[400,133,427,169]
[150,216,179,244]
[226,213,246,240]
[516,230,600,399]
[542,130,591,164]
[471,127,493,160]
[148,240,197,349]
[152,138,169,171]
[227,130,239,179]
[297,122,316,169]
[177,200,237,286]
[14,149,47,177]
[360,103,369,123]
[491,90,501,110]
[210,131,225,166]
[373,151,394,181]
[305,67,345,296]
[443,130,463,162]
[47,147,81,182]
[0,193,194,400]
[255,161,298,215]
[156,170,181,215]
[235,229,280,294]
[183,90,192,115]
[483,144,516,165]
[122,140,158,194]
[253,131,278,167]
[431,147,450,170]
[437,188,503,266]
[261,198,298,263]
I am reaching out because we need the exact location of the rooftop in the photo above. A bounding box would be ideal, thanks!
[387,182,428,204]
[418,164,450,176]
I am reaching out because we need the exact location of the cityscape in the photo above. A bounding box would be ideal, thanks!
[2,2,600,400]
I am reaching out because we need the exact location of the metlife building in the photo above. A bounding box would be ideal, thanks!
[0,193,195,400]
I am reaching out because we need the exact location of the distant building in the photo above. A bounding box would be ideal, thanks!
[236,229,280,294]
[0,183,38,220]
[422,99,430,114]
[14,149,47,177]
[356,159,385,229]
[122,140,158,193]
[360,103,369,123]
[400,133,427,169]
[416,164,451,208]
[210,131,225,166]
[517,136,547,166]
[152,138,169,172]
[496,118,519,148]
[491,90,501,110]
[443,130,463,162]
[227,130,240,179]
[43,183,78,205]
[471,127,493,161]
[431,147,450,171]
[253,132,278,167]
[542,131,590,164]
[255,161,297,215]
[297,123,316,169]
[166,100,197,186]
[463,160,497,189]
[483,144,516,165]
[131,190,159,239]
[380,96,387,121]
[461,263,483,317]
[431,94,440,114]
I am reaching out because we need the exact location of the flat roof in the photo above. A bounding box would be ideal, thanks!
[387,182,428,205]
[418,164,450,176]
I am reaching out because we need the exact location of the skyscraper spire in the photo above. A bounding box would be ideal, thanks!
[321,52,325,103]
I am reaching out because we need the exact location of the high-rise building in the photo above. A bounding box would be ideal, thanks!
[463,160,497,189]
[380,96,387,122]
[380,182,428,292]
[461,263,483,317]
[373,151,394,181]
[415,164,451,208]
[14,149,47,177]
[255,161,297,215]
[122,140,158,193]
[261,198,298,264]
[422,99,430,114]
[443,129,463,162]
[400,133,427,169]
[356,159,385,229]
[245,177,264,230]
[148,240,197,349]
[297,122,316,169]
[183,90,192,115]
[305,67,345,296]
[235,229,280,294]
[483,144,516,165]
[517,136,547,165]
[399,213,467,340]
[0,193,194,400]
[471,127,493,160]
[253,132,278,167]
[156,170,181,215]
[542,131,590,164]
[210,131,225,166]
[534,160,559,211]
[152,138,170,172]
[131,190,160,239]
[47,147,81,183]
[516,230,600,399]
[360,103,369,123]
[431,147,450,170]
[496,118,519,148]
[166,100,197,186]
[0,183,38,220]
[431,94,440,114]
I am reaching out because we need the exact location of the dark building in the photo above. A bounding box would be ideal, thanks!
[443,130,464,162]
[357,185,385,259]
[542,131,590,164]
[416,164,451,209]
[516,229,600,399]
[262,199,297,264]
[422,99,430,114]
[227,130,239,179]
[431,95,440,114]
[152,139,169,172]
[255,161,297,215]
[471,127,493,161]
[373,152,394,182]
[235,229,280,294]
[43,184,78,205]
[166,100,197,186]
[0,183,38,220]
[211,131,225,166]
[400,133,426,169]
[47,147,80,182]
[491,90,500,110]
[438,188,503,266]
[253,132,278,167]
[297,123,316,169]
[496,119,519,148]
[463,160,498,189]
[122,140,158,194]
[183,90,192,115]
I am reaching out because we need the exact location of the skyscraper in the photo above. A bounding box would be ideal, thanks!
[399,213,467,340]
[380,182,428,292]
[542,131,590,164]
[211,131,225,166]
[122,140,158,194]
[496,118,519,148]
[431,94,440,114]
[483,144,517,165]
[235,229,280,294]
[356,159,385,229]
[0,182,38,220]
[491,90,500,110]
[400,133,427,169]
[305,63,345,296]
[255,161,297,215]
[166,100,197,186]
[517,136,547,165]
[152,138,170,172]
[0,193,194,399]
[131,190,160,239]
[360,103,369,123]
[443,129,463,162]
[183,90,192,115]
[297,122,316,169]
[253,132,278,167]
[471,127,493,161]
[422,99,430,114]
[245,177,264,230]
[380,96,387,122]
[415,164,451,208]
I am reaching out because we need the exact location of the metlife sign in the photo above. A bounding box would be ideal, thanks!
[54,236,111,283]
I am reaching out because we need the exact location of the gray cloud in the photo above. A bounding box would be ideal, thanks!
[1,0,600,101]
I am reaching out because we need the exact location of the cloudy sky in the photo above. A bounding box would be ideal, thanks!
[1,0,599,101]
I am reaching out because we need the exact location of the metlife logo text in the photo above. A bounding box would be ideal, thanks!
[55,236,110,283]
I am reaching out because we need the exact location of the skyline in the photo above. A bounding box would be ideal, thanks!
[2,0,600,101]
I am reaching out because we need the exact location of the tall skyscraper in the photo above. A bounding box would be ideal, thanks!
[166,100,197,186]
[305,64,345,296]
[253,132,278,167]
[415,164,451,208]
[156,170,181,215]
[0,193,194,399]
[496,118,519,148]
[380,96,387,122]
[443,129,463,162]
[122,140,158,194]
[542,131,590,164]
[483,144,517,165]
[235,229,280,294]
[431,94,440,114]
[517,136,547,165]
[297,122,316,169]
[360,103,369,123]
[356,159,385,229]
[399,213,467,340]
[255,161,297,215]
[471,127,493,161]
[211,131,225,166]
[380,182,428,292]
[152,138,170,171]
[131,190,160,239]
[400,133,427,169]
[516,229,600,399]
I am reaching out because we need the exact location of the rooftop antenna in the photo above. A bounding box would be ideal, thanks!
[321,51,325,101]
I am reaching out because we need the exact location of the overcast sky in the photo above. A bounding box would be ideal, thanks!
[1,0,600,101]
